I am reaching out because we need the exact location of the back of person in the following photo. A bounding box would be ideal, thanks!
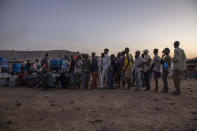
[41,56,49,69]
[82,58,91,72]
[173,47,183,70]
[109,56,116,71]
[69,60,75,73]
[135,56,144,73]
[25,62,33,74]
[153,55,161,72]
[44,72,56,88]
[34,62,42,72]
[75,59,82,74]
[143,54,152,72]
[180,48,186,71]
[124,54,133,69]
[92,58,99,72]
[115,57,121,73]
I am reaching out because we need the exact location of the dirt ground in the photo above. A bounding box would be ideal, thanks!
[0,79,197,131]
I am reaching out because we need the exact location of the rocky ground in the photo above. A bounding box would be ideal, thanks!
[0,79,197,131]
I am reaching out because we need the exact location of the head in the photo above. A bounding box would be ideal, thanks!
[101,53,105,58]
[92,52,96,58]
[135,50,140,57]
[174,41,180,48]
[104,48,109,54]
[162,48,170,55]
[45,53,48,57]
[64,56,68,60]
[27,60,30,63]
[73,55,77,60]
[125,47,129,54]
[77,56,81,60]
[143,49,149,55]
[110,54,115,59]
[35,59,39,62]
[153,49,158,55]
[122,51,126,56]
[84,54,89,59]
[117,52,121,58]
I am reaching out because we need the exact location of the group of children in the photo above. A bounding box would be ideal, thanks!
[17,41,186,95]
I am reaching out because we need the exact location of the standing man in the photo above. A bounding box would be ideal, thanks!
[124,48,134,89]
[91,52,99,89]
[152,49,161,91]
[82,54,91,89]
[100,48,110,89]
[161,48,171,93]
[75,56,83,89]
[41,53,49,73]
[134,50,144,91]
[143,49,152,91]
[173,41,186,95]
[68,55,76,89]
[107,54,116,89]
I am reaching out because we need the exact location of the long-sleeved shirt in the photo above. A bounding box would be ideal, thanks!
[101,54,110,70]
[143,54,152,72]
[134,56,145,73]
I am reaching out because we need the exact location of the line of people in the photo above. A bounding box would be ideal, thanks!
[18,41,186,95]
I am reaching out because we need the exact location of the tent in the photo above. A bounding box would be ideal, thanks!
[0,56,9,72]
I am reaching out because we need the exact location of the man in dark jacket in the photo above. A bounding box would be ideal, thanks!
[91,52,99,89]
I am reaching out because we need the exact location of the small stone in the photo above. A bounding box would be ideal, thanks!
[76,107,80,111]
[192,117,197,121]
[70,100,76,104]
[109,107,113,110]
[94,119,103,123]
[169,102,175,105]
[191,110,197,115]
[153,98,160,101]
[155,107,162,111]
[89,119,103,124]
[187,128,196,131]
[16,103,22,106]
[51,104,56,106]
[91,110,96,113]
[6,120,13,125]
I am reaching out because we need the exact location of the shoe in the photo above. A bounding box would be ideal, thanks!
[144,88,150,91]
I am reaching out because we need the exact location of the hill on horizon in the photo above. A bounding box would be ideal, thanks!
[0,50,81,62]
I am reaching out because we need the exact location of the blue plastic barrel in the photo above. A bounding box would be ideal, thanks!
[50,59,66,71]
[13,63,21,73]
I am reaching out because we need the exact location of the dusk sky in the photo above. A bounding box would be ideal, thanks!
[0,0,197,58]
